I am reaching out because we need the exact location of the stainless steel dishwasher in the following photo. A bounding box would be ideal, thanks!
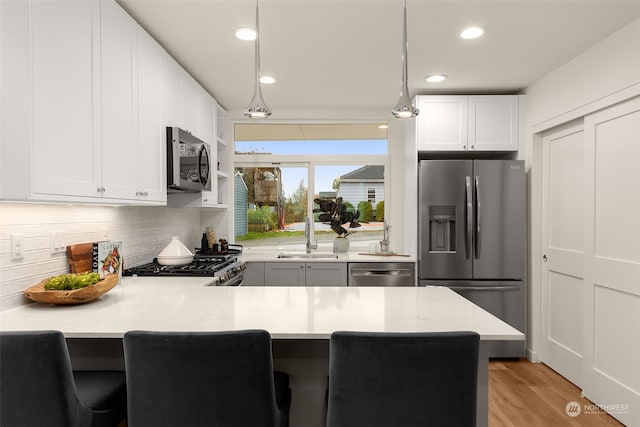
[348,262,415,287]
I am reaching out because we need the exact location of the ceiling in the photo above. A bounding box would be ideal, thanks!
[117,0,640,120]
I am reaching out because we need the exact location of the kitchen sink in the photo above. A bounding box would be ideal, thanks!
[277,253,339,259]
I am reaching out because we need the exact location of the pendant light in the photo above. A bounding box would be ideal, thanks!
[244,0,271,119]
[391,0,419,119]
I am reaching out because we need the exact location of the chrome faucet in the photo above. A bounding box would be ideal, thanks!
[380,220,391,253]
[305,217,317,253]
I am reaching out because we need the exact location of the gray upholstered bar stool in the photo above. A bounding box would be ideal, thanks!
[327,331,480,427]
[123,329,291,427]
[0,330,127,427]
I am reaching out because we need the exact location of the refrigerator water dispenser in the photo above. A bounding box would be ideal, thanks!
[429,206,456,252]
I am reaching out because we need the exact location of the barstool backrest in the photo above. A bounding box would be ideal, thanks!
[327,331,480,427]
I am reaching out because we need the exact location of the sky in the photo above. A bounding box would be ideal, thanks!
[235,139,387,198]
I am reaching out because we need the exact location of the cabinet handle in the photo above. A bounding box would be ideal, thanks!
[203,198,208,202]
[471,145,475,150]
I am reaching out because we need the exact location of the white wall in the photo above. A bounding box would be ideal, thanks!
[0,203,202,310]
[524,17,640,361]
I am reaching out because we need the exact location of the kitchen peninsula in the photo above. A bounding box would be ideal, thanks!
[0,278,523,427]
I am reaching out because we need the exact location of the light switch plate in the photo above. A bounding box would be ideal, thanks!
[50,231,66,254]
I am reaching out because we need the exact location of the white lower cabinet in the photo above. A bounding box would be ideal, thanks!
[261,262,348,286]
[243,263,266,286]
[305,263,348,286]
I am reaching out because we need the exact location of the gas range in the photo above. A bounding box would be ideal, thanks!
[124,252,246,286]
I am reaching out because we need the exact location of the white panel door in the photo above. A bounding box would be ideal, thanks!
[415,96,467,151]
[137,27,167,204]
[468,95,519,151]
[265,263,305,286]
[305,263,347,287]
[541,122,585,387]
[100,0,138,200]
[582,96,640,426]
[197,89,218,206]
[31,0,101,198]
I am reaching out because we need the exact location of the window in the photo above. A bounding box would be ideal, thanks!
[233,124,388,251]
[367,187,376,204]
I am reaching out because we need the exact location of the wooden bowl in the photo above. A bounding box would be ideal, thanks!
[24,274,119,305]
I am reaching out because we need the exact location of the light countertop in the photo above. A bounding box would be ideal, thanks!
[0,278,522,341]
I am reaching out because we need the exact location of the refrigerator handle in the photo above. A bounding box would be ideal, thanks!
[475,175,481,259]
[465,176,473,259]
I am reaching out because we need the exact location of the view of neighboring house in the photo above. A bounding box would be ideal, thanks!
[337,165,384,216]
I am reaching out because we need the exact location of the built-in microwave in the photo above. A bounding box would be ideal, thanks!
[166,127,211,192]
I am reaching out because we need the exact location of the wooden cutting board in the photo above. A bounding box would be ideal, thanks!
[66,243,93,273]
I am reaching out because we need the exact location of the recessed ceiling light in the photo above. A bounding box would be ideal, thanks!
[260,76,276,84]
[234,27,256,41]
[425,74,447,83]
[459,26,485,40]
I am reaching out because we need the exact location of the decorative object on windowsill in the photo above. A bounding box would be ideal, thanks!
[333,236,350,253]
[314,197,362,253]
[244,0,271,119]
[391,0,419,119]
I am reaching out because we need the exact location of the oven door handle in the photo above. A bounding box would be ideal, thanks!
[223,274,244,287]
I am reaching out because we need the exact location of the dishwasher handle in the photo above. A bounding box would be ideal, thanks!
[351,269,412,277]
[447,285,521,292]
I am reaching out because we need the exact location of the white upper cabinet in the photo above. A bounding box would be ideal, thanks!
[100,0,139,200]
[0,0,226,207]
[162,52,183,128]
[0,0,170,204]
[415,95,520,152]
[198,89,218,207]
[416,96,468,151]
[181,74,200,136]
[468,96,519,151]
[30,0,102,199]
[137,26,167,204]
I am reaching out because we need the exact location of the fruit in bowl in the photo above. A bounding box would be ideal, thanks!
[25,273,118,305]
[43,272,101,290]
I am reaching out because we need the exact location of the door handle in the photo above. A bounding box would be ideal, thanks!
[475,175,481,259]
[465,176,473,259]
[543,254,548,262]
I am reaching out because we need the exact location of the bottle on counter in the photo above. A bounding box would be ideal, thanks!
[205,226,216,250]
[201,233,209,253]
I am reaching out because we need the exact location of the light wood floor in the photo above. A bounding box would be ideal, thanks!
[489,359,625,427]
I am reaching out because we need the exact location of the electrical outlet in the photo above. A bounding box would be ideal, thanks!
[11,234,24,260]
[50,231,66,254]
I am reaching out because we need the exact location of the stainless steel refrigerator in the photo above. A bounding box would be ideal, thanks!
[418,159,525,357]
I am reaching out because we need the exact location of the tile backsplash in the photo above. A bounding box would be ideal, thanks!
[0,203,206,310]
